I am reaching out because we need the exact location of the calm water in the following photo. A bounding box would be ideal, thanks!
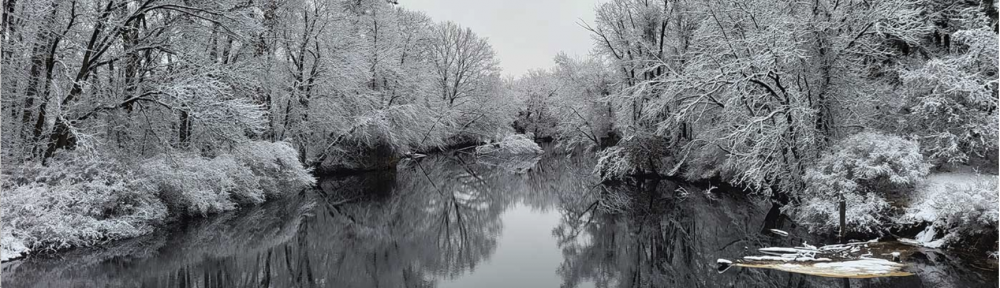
[2,153,996,287]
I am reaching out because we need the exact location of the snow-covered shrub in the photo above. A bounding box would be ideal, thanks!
[141,155,245,215]
[475,134,543,155]
[0,141,315,257]
[142,141,315,216]
[897,174,998,248]
[790,131,931,233]
[232,141,316,198]
[810,132,930,193]
[1,151,167,255]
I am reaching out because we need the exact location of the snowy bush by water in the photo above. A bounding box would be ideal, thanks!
[232,141,316,198]
[0,141,314,259]
[1,151,167,256]
[897,173,998,248]
[143,141,315,215]
[790,132,931,234]
[142,155,249,215]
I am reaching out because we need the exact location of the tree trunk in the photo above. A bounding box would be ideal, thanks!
[41,2,113,162]
[178,110,191,148]
[122,13,145,112]
[21,39,45,142]
[25,2,66,158]
[1,0,16,39]
[21,2,60,145]
[41,120,74,164]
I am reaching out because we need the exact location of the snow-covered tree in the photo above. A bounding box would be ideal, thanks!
[889,7,999,165]
[511,69,560,140]
[583,0,944,191]
[429,21,501,107]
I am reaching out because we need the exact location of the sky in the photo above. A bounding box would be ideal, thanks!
[400,0,604,77]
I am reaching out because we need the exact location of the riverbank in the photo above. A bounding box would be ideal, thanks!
[0,136,545,262]
[0,141,315,262]
[2,136,994,269]
[2,153,995,287]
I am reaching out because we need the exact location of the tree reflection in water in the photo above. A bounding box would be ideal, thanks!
[553,178,813,288]
[551,177,998,288]
[1,154,531,288]
[2,153,995,288]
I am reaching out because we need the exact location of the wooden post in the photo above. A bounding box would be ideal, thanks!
[838,198,846,244]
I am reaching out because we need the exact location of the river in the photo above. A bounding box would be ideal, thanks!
[1,152,996,287]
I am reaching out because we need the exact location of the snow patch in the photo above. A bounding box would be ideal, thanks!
[744,255,792,261]
[743,255,831,262]
[759,247,800,254]
[801,242,818,250]
[1,234,28,262]
[809,258,905,275]
[899,226,947,248]
[915,226,936,243]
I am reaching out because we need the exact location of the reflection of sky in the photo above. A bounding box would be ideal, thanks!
[437,202,594,288]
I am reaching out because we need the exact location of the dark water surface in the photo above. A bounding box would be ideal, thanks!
[2,153,996,287]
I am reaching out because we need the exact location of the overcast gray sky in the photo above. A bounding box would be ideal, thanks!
[400,0,603,77]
